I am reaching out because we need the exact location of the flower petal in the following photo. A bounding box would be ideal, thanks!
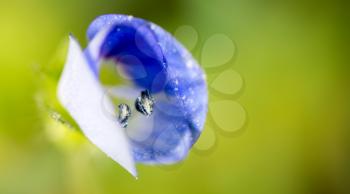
[88,14,167,92]
[57,36,136,177]
[86,15,208,164]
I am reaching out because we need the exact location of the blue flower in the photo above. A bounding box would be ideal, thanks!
[57,14,208,177]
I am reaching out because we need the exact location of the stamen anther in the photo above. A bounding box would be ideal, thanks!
[118,103,131,128]
[135,90,155,117]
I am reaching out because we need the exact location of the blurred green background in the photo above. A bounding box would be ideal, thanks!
[0,0,349,194]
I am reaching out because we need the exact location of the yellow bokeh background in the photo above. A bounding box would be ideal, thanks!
[0,0,349,194]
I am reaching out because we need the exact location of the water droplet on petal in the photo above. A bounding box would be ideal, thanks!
[150,23,157,30]
[210,100,246,132]
[127,15,133,21]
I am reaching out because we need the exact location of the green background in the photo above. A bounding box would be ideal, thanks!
[0,0,349,194]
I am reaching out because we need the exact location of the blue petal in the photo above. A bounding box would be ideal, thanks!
[87,15,167,92]
[86,14,208,164]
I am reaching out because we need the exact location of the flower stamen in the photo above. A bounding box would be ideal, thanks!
[135,90,155,117]
[118,103,131,128]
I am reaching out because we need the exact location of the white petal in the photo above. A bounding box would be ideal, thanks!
[83,26,112,74]
[57,36,137,177]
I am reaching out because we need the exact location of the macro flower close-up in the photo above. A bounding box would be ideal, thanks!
[1,1,349,194]
[57,14,208,177]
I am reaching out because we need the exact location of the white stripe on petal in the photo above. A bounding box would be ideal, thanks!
[57,36,137,177]
[85,26,112,72]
